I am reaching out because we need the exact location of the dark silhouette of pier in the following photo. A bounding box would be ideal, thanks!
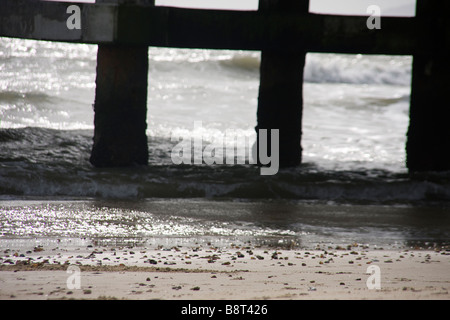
[1,0,449,172]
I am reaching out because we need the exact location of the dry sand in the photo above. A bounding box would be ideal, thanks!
[1,243,449,300]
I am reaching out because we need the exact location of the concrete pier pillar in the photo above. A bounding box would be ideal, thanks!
[90,44,149,167]
[406,0,450,172]
[256,0,308,167]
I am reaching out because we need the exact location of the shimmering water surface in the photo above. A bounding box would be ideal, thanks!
[0,38,449,249]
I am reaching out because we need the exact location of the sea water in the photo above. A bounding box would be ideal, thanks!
[0,37,449,249]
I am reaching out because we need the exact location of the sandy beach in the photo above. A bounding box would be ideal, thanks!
[1,243,449,300]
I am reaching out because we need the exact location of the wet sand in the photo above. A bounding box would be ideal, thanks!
[1,243,449,300]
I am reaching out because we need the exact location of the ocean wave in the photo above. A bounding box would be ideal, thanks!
[219,53,261,72]
[148,49,412,85]
[304,53,412,85]
[0,127,449,204]
[216,52,412,85]
[1,164,450,204]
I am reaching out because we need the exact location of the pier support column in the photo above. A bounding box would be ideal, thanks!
[407,56,450,172]
[90,44,149,167]
[406,0,450,172]
[256,0,308,167]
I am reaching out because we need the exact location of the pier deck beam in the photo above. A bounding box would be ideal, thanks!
[256,0,308,167]
[90,44,149,167]
[406,0,450,172]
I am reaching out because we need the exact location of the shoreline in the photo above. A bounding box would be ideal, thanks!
[1,243,449,300]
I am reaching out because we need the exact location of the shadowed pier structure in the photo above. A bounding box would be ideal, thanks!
[0,0,449,172]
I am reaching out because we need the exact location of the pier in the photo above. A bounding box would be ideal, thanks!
[1,0,449,172]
